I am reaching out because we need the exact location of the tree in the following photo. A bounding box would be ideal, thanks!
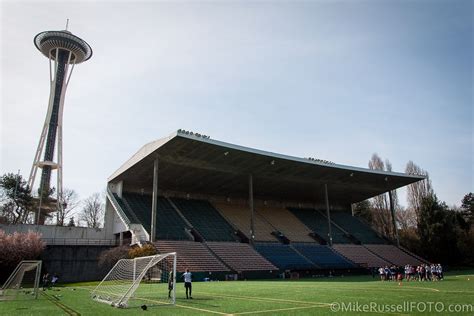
[79,193,104,228]
[417,195,459,263]
[396,207,417,230]
[353,200,372,224]
[0,173,34,224]
[368,154,394,238]
[405,161,434,222]
[67,216,76,227]
[55,189,79,226]
[384,160,401,213]
[461,192,473,223]
[457,228,474,265]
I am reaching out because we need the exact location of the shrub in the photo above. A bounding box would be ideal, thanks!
[0,230,45,282]
[0,230,45,267]
[128,244,157,259]
[98,244,158,269]
[98,245,130,268]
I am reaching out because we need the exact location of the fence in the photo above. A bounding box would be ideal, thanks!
[41,238,117,246]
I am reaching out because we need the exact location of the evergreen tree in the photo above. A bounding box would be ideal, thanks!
[461,192,473,224]
[67,216,76,227]
[417,195,459,263]
[0,173,34,224]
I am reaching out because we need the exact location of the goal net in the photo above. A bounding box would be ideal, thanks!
[0,260,42,300]
[91,252,176,308]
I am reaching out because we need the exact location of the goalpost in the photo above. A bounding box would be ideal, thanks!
[91,252,177,308]
[0,260,42,300]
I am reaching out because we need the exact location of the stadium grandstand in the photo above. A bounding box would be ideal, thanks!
[104,129,427,278]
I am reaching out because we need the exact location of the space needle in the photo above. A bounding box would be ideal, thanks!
[28,23,92,224]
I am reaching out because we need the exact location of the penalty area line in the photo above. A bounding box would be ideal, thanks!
[232,304,323,315]
[137,297,230,315]
[198,291,323,306]
[175,303,230,315]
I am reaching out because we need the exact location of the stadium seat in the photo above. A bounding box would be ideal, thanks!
[292,244,356,269]
[206,242,277,272]
[171,198,237,241]
[121,193,191,240]
[332,244,390,268]
[364,244,425,266]
[254,243,315,270]
[213,202,277,242]
[112,193,140,223]
[257,207,316,243]
[155,240,230,273]
[288,208,352,244]
[330,211,386,244]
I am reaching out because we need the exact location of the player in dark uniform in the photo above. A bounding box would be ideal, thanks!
[168,271,174,299]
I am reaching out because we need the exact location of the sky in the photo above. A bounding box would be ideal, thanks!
[1,0,472,209]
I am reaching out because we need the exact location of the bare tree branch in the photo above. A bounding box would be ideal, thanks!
[55,188,79,226]
[368,154,393,237]
[405,161,433,222]
[79,192,104,228]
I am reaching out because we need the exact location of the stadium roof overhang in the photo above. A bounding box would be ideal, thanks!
[108,131,424,205]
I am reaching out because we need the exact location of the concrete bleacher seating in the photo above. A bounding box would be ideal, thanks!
[332,244,390,268]
[257,207,315,243]
[330,211,385,244]
[120,193,190,240]
[213,202,277,242]
[400,246,430,264]
[292,244,356,269]
[365,244,424,266]
[113,193,140,223]
[155,240,230,273]
[117,193,426,272]
[206,242,277,272]
[288,208,351,244]
[254,243,315,270]
[172,198,236,241]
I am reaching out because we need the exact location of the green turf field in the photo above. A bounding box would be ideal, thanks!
[0,271,473,315]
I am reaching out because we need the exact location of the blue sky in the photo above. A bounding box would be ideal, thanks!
[1,0,472,208]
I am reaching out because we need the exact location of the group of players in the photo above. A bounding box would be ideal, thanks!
[378,263,443,282]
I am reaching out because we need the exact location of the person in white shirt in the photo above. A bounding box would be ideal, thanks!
[51,274,59,288]
[378,267,385,281]
[182,269,193,299]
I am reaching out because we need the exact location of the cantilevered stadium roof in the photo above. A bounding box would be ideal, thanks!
[108,130,424,205]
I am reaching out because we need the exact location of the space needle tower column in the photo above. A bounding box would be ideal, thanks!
[28,27,92,224]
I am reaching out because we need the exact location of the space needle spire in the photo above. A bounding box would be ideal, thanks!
[28,25,92,224]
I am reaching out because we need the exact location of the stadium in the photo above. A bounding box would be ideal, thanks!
[1,2,473,315]
[105,129,427,277]
[2,130,473,315]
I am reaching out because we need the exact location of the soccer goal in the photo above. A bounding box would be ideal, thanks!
[0,260,42,300]
[91,252,176,308]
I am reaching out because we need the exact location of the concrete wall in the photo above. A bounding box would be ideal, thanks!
[105,199,127,235]
[41,245,112,283]
[0,224,115,245]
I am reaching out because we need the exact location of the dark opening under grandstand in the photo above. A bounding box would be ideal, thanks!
[104,130,427,278]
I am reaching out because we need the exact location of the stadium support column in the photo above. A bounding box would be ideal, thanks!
[151,158,159,243]
[249,174,255,246]
[388,190,400,247]
[324,184,333,246]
